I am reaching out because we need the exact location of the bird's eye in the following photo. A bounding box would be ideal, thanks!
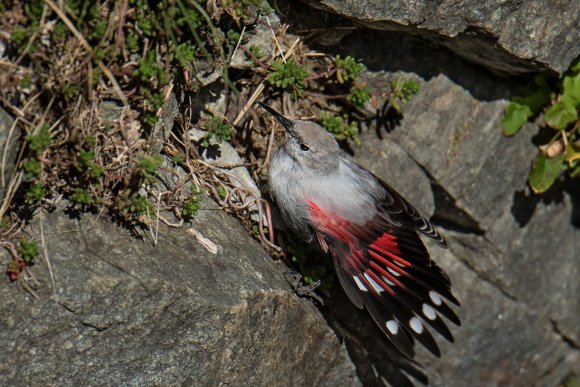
[299,143,310,151]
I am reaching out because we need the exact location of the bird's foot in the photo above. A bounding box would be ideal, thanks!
[285,269,324,305]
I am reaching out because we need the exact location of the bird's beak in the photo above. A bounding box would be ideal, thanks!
[258,102,294,131]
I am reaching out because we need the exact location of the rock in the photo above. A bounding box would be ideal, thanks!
[346,72,580,385]
[229,21,275,70]
[189,128,261,198]
[0,208,359,385]
[150,93,180,154]
[390,74,533,235]
[0,106,19,206]
[299,0,580,75]
[351,136,435,218]
[416,245,580,387]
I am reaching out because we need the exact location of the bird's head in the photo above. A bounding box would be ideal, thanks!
[259,102,340,174]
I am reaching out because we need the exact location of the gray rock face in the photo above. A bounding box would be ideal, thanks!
[0,207,359,386]
[351,137,435,218]
[269,3,580,382]
[300,0,580,75]
[0,106,19,206]
[348,73,580,386]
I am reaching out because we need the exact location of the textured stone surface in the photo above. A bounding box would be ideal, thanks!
[351,136,434,218]
[0,207,359,386]
[348,73,580,385]
[0,106,19,205]
[300,0,580,75]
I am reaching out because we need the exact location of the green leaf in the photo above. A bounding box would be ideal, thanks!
[570,57,580,73]
[528,154,564,193]
[502,102,532,135]
[562,72,580,108]
[512,81,551,114]
[565,142,580,162]
[544,101,578,129]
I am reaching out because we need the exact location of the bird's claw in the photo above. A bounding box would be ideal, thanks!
[285,269,324,305]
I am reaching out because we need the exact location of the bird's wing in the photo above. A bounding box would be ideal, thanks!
[366,166,448,248]
[308,196,460,358]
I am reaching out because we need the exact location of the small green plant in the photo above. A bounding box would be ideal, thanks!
[26,183,45,203]
[224,0,271,19]
[140,155,164,180]
[267,59,309,96]
[20,74,32,89]
[26,124,52,154]
[134,50,168,84]
[171,153,185,166]
[22,158,42,177]
[502,59,580,193]
[172,42,196,69]
[70,188,93,207]
[334,55,364,84]
[202,117,232,147]
[391,77,421,112]
[79,150,104,179]
[247,44,264,60]
[18,238,39,265]
[217,185,227,199]
[182,194,200,218]
[320,113,360,144]
[501,75,552,136]
[226,29,241,43]
[125,193,151,216]
[347,85,371,107]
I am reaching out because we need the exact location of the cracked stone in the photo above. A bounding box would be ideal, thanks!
[298,0,579,75]
[339,52,579,384]
[0,106,20,205]
[0,209,359,385]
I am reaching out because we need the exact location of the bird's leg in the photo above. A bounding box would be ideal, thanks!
[284,269,324,305]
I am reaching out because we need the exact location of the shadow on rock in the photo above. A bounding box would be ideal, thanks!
[375,104,403,135]
[277,0,537,103]
[198,143,222,160]
[322,282,429,386]
[511,178,579,229]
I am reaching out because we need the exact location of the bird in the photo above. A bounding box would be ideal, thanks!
[260,102,460,358]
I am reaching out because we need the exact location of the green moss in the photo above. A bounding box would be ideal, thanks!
[18,238,39,265]
[26,183,45,203]
[203,117,232,147]
[140,155,164,180]
[70,188,93,206]
[79,150,104,179]
[182,194,200,218]
[22,158,42,177]
[26,124,52,154]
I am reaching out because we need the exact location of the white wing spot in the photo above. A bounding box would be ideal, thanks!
[364,273,384,293]
[381,275,395,287]
[409,316,424,334]
[387,267,401,277]
[422,303,437,320]
[353,275,368,292]
[386,320,399,335]
[429,290,442,306]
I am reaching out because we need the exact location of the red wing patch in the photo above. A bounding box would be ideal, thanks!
[371,233,401,256]
[307,198,460,358]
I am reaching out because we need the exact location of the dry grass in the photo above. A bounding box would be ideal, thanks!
[0,0,400,284]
